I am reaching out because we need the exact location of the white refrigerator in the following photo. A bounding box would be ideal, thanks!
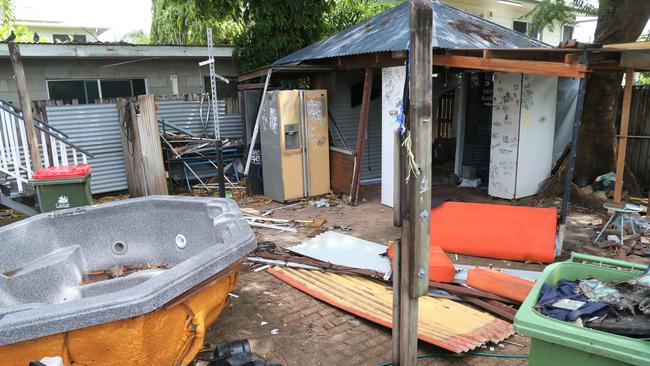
[488,72,558,199]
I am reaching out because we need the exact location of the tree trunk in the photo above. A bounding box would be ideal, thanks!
[575,1,650,189]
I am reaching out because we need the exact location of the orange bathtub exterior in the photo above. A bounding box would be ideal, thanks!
[0,269,240,366]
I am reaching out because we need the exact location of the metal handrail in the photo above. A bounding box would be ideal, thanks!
[34,124,95,159]
[0,101,69,138]
[0,102,94,159]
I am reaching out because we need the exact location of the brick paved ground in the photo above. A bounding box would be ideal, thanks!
[201,186,605,366]
[206,270,530,366]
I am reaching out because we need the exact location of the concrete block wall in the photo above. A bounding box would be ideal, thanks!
[0,57,239,104]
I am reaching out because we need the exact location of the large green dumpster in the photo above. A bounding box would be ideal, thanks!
[30,164,92,212]
[515,252,650,366]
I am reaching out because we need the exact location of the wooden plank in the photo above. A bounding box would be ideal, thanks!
[394,2,433,365]
[564,53,580,64]
[433,54,588,78]
[393,131,401,227]
[8,42,42,170]
[349,68,373,206]
[319,52,406,70]
[237,83,266,90]
[620,51,650,71]
[614,69,635,203]
[137,94,168,195]
[604,41,650,49]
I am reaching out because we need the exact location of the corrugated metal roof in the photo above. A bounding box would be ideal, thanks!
[269,267,514,353]
[274,1,549,65]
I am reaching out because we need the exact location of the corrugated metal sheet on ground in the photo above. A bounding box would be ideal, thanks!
[288,231,391,274]
[47,103,127,194]
[268,267,514,353]
[156,100,243,138]
[274,1,548,65]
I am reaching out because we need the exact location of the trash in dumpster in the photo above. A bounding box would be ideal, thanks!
[580,273,650,314]
[535,279,609,322]
[535,271,650,337]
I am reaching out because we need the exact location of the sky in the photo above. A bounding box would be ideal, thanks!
[14,0,153,41]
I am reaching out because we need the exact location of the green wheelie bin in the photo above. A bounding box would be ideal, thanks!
[31,164,92,213]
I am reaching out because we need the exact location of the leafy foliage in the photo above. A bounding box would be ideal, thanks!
[234,0,331,71]
[0,0,37,42]
[150,0,244,45]
[122,29,151,44]
[523,0,599,37]
[151,0,389,71]
[324,0,392,35]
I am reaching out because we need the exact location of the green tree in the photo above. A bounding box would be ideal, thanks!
[150,0,243,45]
[523,0,598,37]
[234,0,331,71]
[0,0,36,42]
[324,0,391,35]
[528,0,650,195]
[150,0,389,71]
[122,29,151,44]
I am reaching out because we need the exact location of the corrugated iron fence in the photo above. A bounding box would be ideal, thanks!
[622,86,650,188]
[47,104,127,194]
[46,100,243,194]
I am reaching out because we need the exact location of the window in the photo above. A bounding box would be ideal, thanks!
[513,21,540,40]
[47,78,146,104]
[562,25,574,42]
[203,76,238,99]
[350,74,381,108]
[513,21,528,34]
[53,34,87,43]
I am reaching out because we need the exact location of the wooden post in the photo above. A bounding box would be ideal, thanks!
[393,1,433,365]
[613,69,635,203]
[137,95,168,196]
[393,131,401,227]
[8,42,42,170]
[117,99,140,196]
[350,68,373,205]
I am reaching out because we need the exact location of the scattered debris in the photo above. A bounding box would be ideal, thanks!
[466,268,535,303]
[81,263,170,285]
[448,20,503,43]
[271,329,279,335]
[311,198,330,208]
[203,339,281,366]
[268,267,514,353]
[287,231,391,274]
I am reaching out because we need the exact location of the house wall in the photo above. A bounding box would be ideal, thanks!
[329,69,382,183]
[0,57,238,104]
[16,26,104,43]
[440,0,570,46]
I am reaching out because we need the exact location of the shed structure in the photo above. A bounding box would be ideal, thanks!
[239,0,650,248]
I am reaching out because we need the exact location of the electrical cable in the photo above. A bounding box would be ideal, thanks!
[374,351,528,366]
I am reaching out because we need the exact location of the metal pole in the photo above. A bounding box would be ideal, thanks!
[558,51,589,254]
[217,140,226,198]
[244,68,273,175]
[207,28,220,140]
